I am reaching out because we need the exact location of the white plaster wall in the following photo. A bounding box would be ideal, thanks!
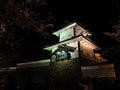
[66,42,79,59]
[60,28,74,41]
[70,49,79,59]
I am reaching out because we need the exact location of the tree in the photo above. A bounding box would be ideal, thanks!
[0,0,59,66]
[0,0,55,53]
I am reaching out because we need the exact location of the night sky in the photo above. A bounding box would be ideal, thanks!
[47,0,111,32]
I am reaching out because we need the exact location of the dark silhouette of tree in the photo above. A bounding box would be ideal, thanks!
[0,0,60,65]
[0,0,55,53]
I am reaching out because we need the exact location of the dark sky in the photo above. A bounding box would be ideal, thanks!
[47,0,111,32]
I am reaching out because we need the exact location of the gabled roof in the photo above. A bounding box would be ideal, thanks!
[52,23,91,36]
[52,23,77,36]
[52,22,92,37]
[44,35,100,51]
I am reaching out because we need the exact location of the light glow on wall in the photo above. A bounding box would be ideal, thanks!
[81,41,96,49]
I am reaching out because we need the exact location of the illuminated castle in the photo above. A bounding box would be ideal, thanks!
[44,23,106,62]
